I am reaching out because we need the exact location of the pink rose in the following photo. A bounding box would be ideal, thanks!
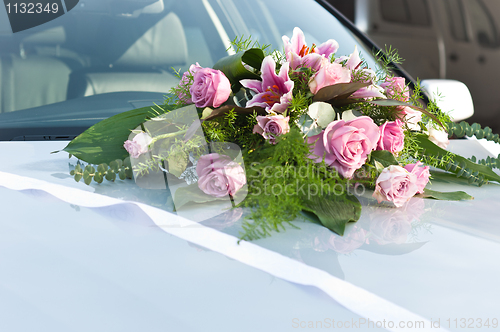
[190,68,231,108]
[253,115,290,144]
[328,226,367,254]
[308,116,380,178]
[196,153,246,198]
[372,165,419,207]
[309,58,351,94]
[369,215,412,245]
[380,77,409,102]
[404,161,430,194]
[377,119,405,154]
[124,132,153,159]
[176,63,202,104]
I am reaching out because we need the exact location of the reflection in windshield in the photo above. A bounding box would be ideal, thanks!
[0,0,378,133]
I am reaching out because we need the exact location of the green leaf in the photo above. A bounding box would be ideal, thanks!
[74,173,82,182]
[109,160,119,172]
[167,150,188,178]
[370,150,399,168]
[118,169,126,180]
[62,105,174,165]
[417,134,500,183]
[105,171,116,182]
[212,48,264,91]
[313,82,370,103]
[302,193,362,236]
[307,101,336,128]
[93,173,103,184]
[97,164,107,173]
[202,105,266,122]
[241,49,266,70]
[417,189,474,201]
[297,114,322,137]
[173,183,225,210]
[124,157,131,168]
[84,175,92,185]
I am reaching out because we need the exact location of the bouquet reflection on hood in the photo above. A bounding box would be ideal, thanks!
[316,197,426,255]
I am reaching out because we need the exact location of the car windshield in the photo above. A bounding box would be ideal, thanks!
[0,0,379,140]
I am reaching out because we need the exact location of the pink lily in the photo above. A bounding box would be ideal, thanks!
[339,46,386,99]
[240,56,294,113]
[282,27,339,71]
[345,45,363,71]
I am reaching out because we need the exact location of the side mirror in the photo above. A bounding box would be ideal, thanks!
[420,79,474,122]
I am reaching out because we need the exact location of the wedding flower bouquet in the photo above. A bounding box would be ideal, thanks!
[62,27,500,241]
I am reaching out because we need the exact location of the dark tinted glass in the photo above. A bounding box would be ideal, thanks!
[380,0,431,26]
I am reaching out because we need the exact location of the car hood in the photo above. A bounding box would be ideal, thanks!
[1,139,500,331]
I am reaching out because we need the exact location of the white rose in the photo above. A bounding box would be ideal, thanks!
[428,127,450,149]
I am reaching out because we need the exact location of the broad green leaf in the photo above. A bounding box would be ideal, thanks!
[367,99,445,129]
[213,48,264,91]
[417,134,500,183]
[370,150,399,168]
[241,49,265,70]
[367,98,425,109]
[62,106,173,165]
[341,109,363,121]
[313,82,370,103]
[430,170,480,185]
[202,105,266,121]
[330,98,365,108]
[307,101,336,128]
[297,114,322,137]
[302,193,362,236]
[418,189,474,201]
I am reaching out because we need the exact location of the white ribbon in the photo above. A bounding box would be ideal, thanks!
[0,171,447,332]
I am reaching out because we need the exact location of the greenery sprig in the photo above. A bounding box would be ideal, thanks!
[443,158,487,186]
[470,155,500,170]
[239,128,364,241]
[448,121,500,143]
[71,158,133,185]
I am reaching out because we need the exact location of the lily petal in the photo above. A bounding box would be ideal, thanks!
[345,45,362,71]
[317,39,339,57]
